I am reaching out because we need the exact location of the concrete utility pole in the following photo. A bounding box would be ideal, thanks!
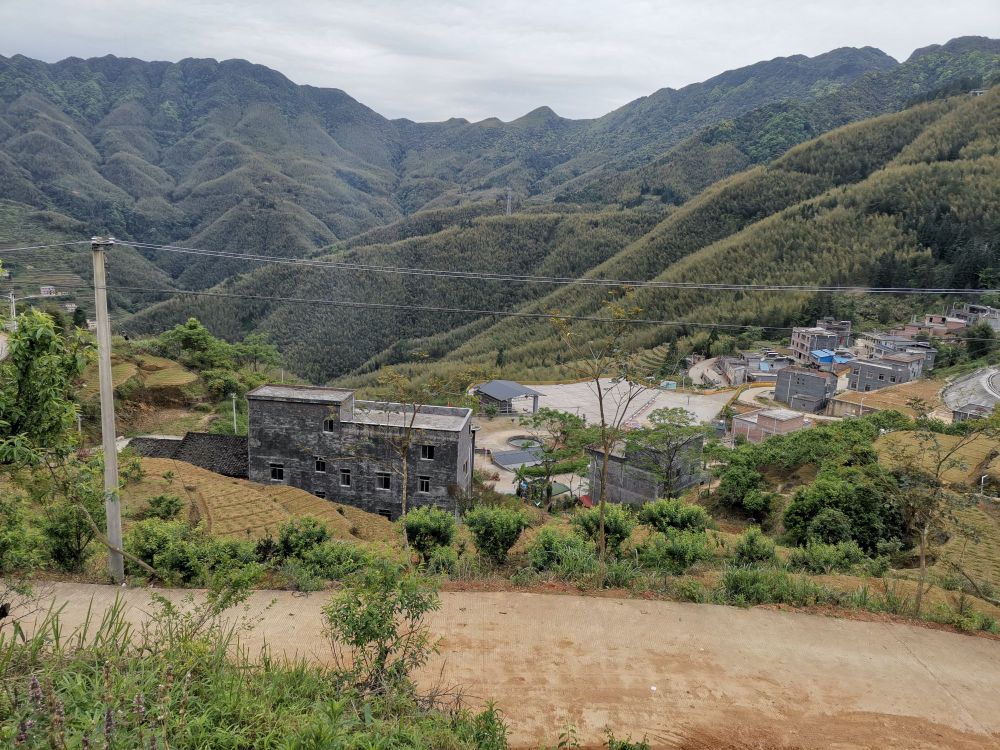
[506,187,512,216]
[8,292,16,331]
[231,392,238,433]
[91,236,124,582]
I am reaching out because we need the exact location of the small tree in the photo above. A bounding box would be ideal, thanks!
[519,408,595,506]
[889,415,1000,614]
[403,506,456,562]
[572,504,636,557]
[551,290,650,559]
[464,506,528,564]
[623,407,708,498]
[323,562,440,696]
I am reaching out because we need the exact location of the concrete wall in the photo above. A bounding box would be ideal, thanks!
[774,369,835,412]
[248,398,471,519]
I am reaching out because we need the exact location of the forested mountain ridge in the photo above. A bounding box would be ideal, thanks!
[0,41,949,290]
[342,87,1000,385]
[125,87,1000,384]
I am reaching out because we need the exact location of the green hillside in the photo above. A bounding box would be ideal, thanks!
[346,87,1000,384]
[0,41,953,293]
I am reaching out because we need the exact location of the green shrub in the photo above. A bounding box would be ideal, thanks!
[144,493,183,520]
[715,465,764,511]
[280,558,325,592]
[528,527,595,571]
[602,558,643,589]
[464,506,529,564]
[806,507,853,544]
[403,506,456,562]
[638,499,713,533]
[607,732,652,750]
[732,527,778,567]
[124,518,257,585]
[425,545,458,575]
[638,530,713,574]
[299,541,378,580]
[741,490,776,521]
[718,566,831,607]
[571,504,636,557]
[40,501,100,573]
[672,577,709,603]
[787,540,885,575]
[276,516,329,560]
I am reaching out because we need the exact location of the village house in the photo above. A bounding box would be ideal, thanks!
[789,325,840,364]
[731,408,808,443]
[848,357,913,392]
[774,367,838,413]
[586,436,705,506]
[719,350,793,384]
[890,313,966,339]
[950,303,1000,332]
[39,285,58,296]
[246,385,474,519]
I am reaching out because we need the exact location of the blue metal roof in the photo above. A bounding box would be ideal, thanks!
[810,349,835,358]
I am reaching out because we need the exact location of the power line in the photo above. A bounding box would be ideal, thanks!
[32,281,1000,340]
[0,241,90,253]
[122,240,999,296]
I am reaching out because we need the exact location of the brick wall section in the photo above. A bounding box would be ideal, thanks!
[248,393,472,519]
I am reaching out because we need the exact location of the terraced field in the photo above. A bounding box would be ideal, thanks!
[79,360,138,400]
[875,432,1000,485]
[125,458,395,543]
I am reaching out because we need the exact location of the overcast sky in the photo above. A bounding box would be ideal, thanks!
[1,1,997,122]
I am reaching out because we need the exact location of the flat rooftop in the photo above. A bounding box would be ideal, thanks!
[735,408,802,424]
[353,400,472,432]
[247,385,355,403]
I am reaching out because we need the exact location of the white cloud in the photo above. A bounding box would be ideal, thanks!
[1,0,997,121]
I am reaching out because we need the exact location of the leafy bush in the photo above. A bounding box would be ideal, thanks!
[806,507,853,544]
[125,519,258,585]
[638,530,713,574]
[732,527,778,567]
[528,527,595,571]
[144,493,183,520]
[323,561,439,694]
[280,558,325,592]
[787,540,887,575]
[571,504,636,557]
[715,465,764,512]
[276,516,330,560]
[602,558,643,589]
[298,541,379,580]
[607,732,652,750]
[464,506,529,564]
[718,566,832,607]
[638,499,713,533]
[40,501,100,573]
[741,490,776,521]
[424,545,459,575]
[403,506,456,561]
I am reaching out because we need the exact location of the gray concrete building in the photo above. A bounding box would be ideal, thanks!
[847,358,913,392]
[247,385,474,519]
[586,437,704,506]
[790,326,840,364]
[774,367,837,412]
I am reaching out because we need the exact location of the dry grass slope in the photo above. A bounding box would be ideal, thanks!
[125,458,396,544]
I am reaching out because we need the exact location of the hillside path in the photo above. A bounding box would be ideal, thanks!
[16,583,1000,749]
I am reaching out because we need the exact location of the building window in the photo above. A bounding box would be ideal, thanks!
[315,457,326,473]
[323,417,337,432]
[269,463,284,482]
[418,476,430,493]
[340,468,351,487]
[314,490,326,499]
[376,471,391,490]
[420,444,435,460]
[890,376,897,383]
[878,374,884,381]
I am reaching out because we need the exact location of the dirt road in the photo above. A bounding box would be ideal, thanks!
[17,584,1000,749]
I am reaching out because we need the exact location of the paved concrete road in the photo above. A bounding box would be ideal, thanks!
[15,584,1000,749]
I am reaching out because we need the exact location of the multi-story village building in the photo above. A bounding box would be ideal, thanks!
[848,357,916,392]
[790,326,840,364]
[719,350,793,384]
[247,385,474,519]
[950,303,1000,332]
[774,367,838,412]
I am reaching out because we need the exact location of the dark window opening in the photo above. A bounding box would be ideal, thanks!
[270,463,284,481]
[420,444,435,460]
[323,417,337,432]
[376,472,391,490]
[340,468,352,487]
[315,457,326,473]
[315,490,326,499]
[418,475,430,493]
